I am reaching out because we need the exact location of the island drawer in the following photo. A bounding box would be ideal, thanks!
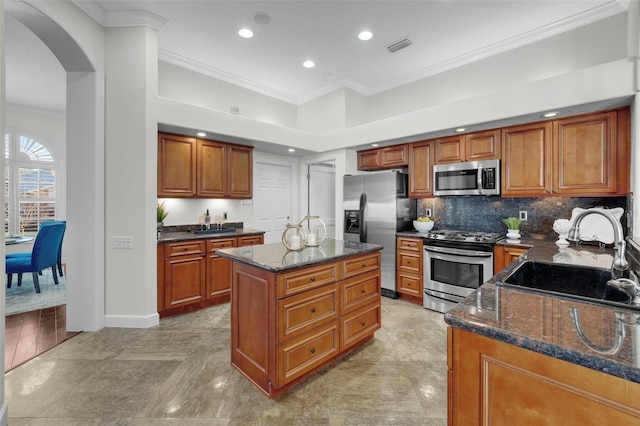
[342,252,381,279]
[277,320,339,387]
[277,262,339,298]
[278,284,339,342]
[340,302,381,352]
[340,270,381,315]
[164,241,205,257]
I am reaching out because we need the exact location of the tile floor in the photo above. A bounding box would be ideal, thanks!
[5,297,448,425]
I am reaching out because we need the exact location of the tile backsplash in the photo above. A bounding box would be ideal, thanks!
[418,196,630,237]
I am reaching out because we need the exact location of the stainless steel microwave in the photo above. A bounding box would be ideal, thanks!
[433,159,500,196]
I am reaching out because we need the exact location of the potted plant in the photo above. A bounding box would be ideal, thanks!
[157,201,169,232]
[501,217,522,240]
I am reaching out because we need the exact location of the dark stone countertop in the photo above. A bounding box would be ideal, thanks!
[445,237,640,384]
[157,228,264,243]
[216,238,383,273]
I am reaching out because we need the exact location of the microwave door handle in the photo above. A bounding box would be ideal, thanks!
[477,164,484,195]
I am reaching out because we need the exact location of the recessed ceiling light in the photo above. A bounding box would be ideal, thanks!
[358,31,373,41]
[455,128,466,133]
[197,132,206,137]
[303,60,315,68]
[288,148,295,152]
[238,28,254,38]
[543,111,558,118]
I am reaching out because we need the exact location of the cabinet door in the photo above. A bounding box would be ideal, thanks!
[380,145,408,168]
[197,139,226,197]
[227,144,253,199]
[553,111,616,195]
[357,149,381,170]
[465,129,501,160]
[434,135,464,164]
[408,140,434,198]
[502,122,552,196]
[493,245,528,273]
[164,253,205,309]
[205,238,236,299]
[157,133,197,197]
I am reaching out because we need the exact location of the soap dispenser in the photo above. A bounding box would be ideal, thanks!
[204,209,211,230]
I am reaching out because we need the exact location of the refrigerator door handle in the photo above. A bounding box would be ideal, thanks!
[359,193,367,243]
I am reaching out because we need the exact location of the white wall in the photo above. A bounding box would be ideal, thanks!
[158,198,253,228]
[297,89,347,133]
[159,61,298,129]
[103,26,158,328]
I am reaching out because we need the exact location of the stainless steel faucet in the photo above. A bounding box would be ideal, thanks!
[567,207,628,278]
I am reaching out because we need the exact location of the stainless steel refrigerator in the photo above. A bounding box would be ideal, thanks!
[343,171,417,298]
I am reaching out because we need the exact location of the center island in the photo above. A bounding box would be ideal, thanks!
[216,238,383,398]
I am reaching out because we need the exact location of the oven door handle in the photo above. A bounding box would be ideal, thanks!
[424,245,492,258]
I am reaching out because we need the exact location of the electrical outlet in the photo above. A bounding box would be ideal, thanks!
[425,208,432,217]
[223,211,228,220]
[112,236,134,249]
[519,211,528,221]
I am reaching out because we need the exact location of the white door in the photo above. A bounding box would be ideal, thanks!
[253,162,293,244]
[308,163,336,239]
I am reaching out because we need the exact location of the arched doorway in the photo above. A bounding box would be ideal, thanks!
[5,1,105,332]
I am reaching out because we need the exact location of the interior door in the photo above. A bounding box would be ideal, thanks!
[308,162,336,239]
[253,162,292,244]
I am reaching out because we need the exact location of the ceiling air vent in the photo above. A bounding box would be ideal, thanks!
[386,37,413,53]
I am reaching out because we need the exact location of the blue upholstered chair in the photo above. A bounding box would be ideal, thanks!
[6,221,66,293]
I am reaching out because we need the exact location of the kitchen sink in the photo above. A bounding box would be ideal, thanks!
[191,228,235,235]
[498,260,636,310]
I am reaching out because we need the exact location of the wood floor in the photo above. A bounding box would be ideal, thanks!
[5,305,80,372]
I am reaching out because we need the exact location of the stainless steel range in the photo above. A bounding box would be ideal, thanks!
[422,230,503,313]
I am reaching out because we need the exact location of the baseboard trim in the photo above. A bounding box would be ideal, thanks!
[0,402,8,426]
[104,312,159,328]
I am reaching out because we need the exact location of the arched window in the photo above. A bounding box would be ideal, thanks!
[4,131,58,235]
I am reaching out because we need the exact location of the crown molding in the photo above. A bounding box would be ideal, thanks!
[159,49,298,105]
[72,1,168,31]
[369,0,629,95]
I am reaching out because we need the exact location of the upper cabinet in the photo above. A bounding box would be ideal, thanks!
[157,133,198,197]
[158,132,253,199]
[502,109,629,197]
[434,130,501,164]
[408,140,434,198]
[357,145,408,170]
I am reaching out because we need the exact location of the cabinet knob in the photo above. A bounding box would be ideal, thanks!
[310,348,316,354]
[361,263,366,268]
[310,277,316,282]
[310,307,316,314]
[360,321,366,327]
[361,289,366,294]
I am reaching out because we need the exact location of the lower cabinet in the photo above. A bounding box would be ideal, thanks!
[493,244,529,273]
[231,251,382,397]
[396,237,423,302]
[448,327,640,425]
[158,234,264,317]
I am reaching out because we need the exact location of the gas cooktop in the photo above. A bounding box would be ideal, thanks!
[421,229,504,244]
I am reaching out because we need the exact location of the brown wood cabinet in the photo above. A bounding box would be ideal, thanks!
[502,109,630,197]
[396,237,423,302]
[158,234,264,317]
[357,145,408,170]
[231,251,382,398]
[434,130,501,164]
[157,133,198,197]
[408,140,434,198]
[493,244,529,273]
[448,327,640,425]
[158,132,253,199]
